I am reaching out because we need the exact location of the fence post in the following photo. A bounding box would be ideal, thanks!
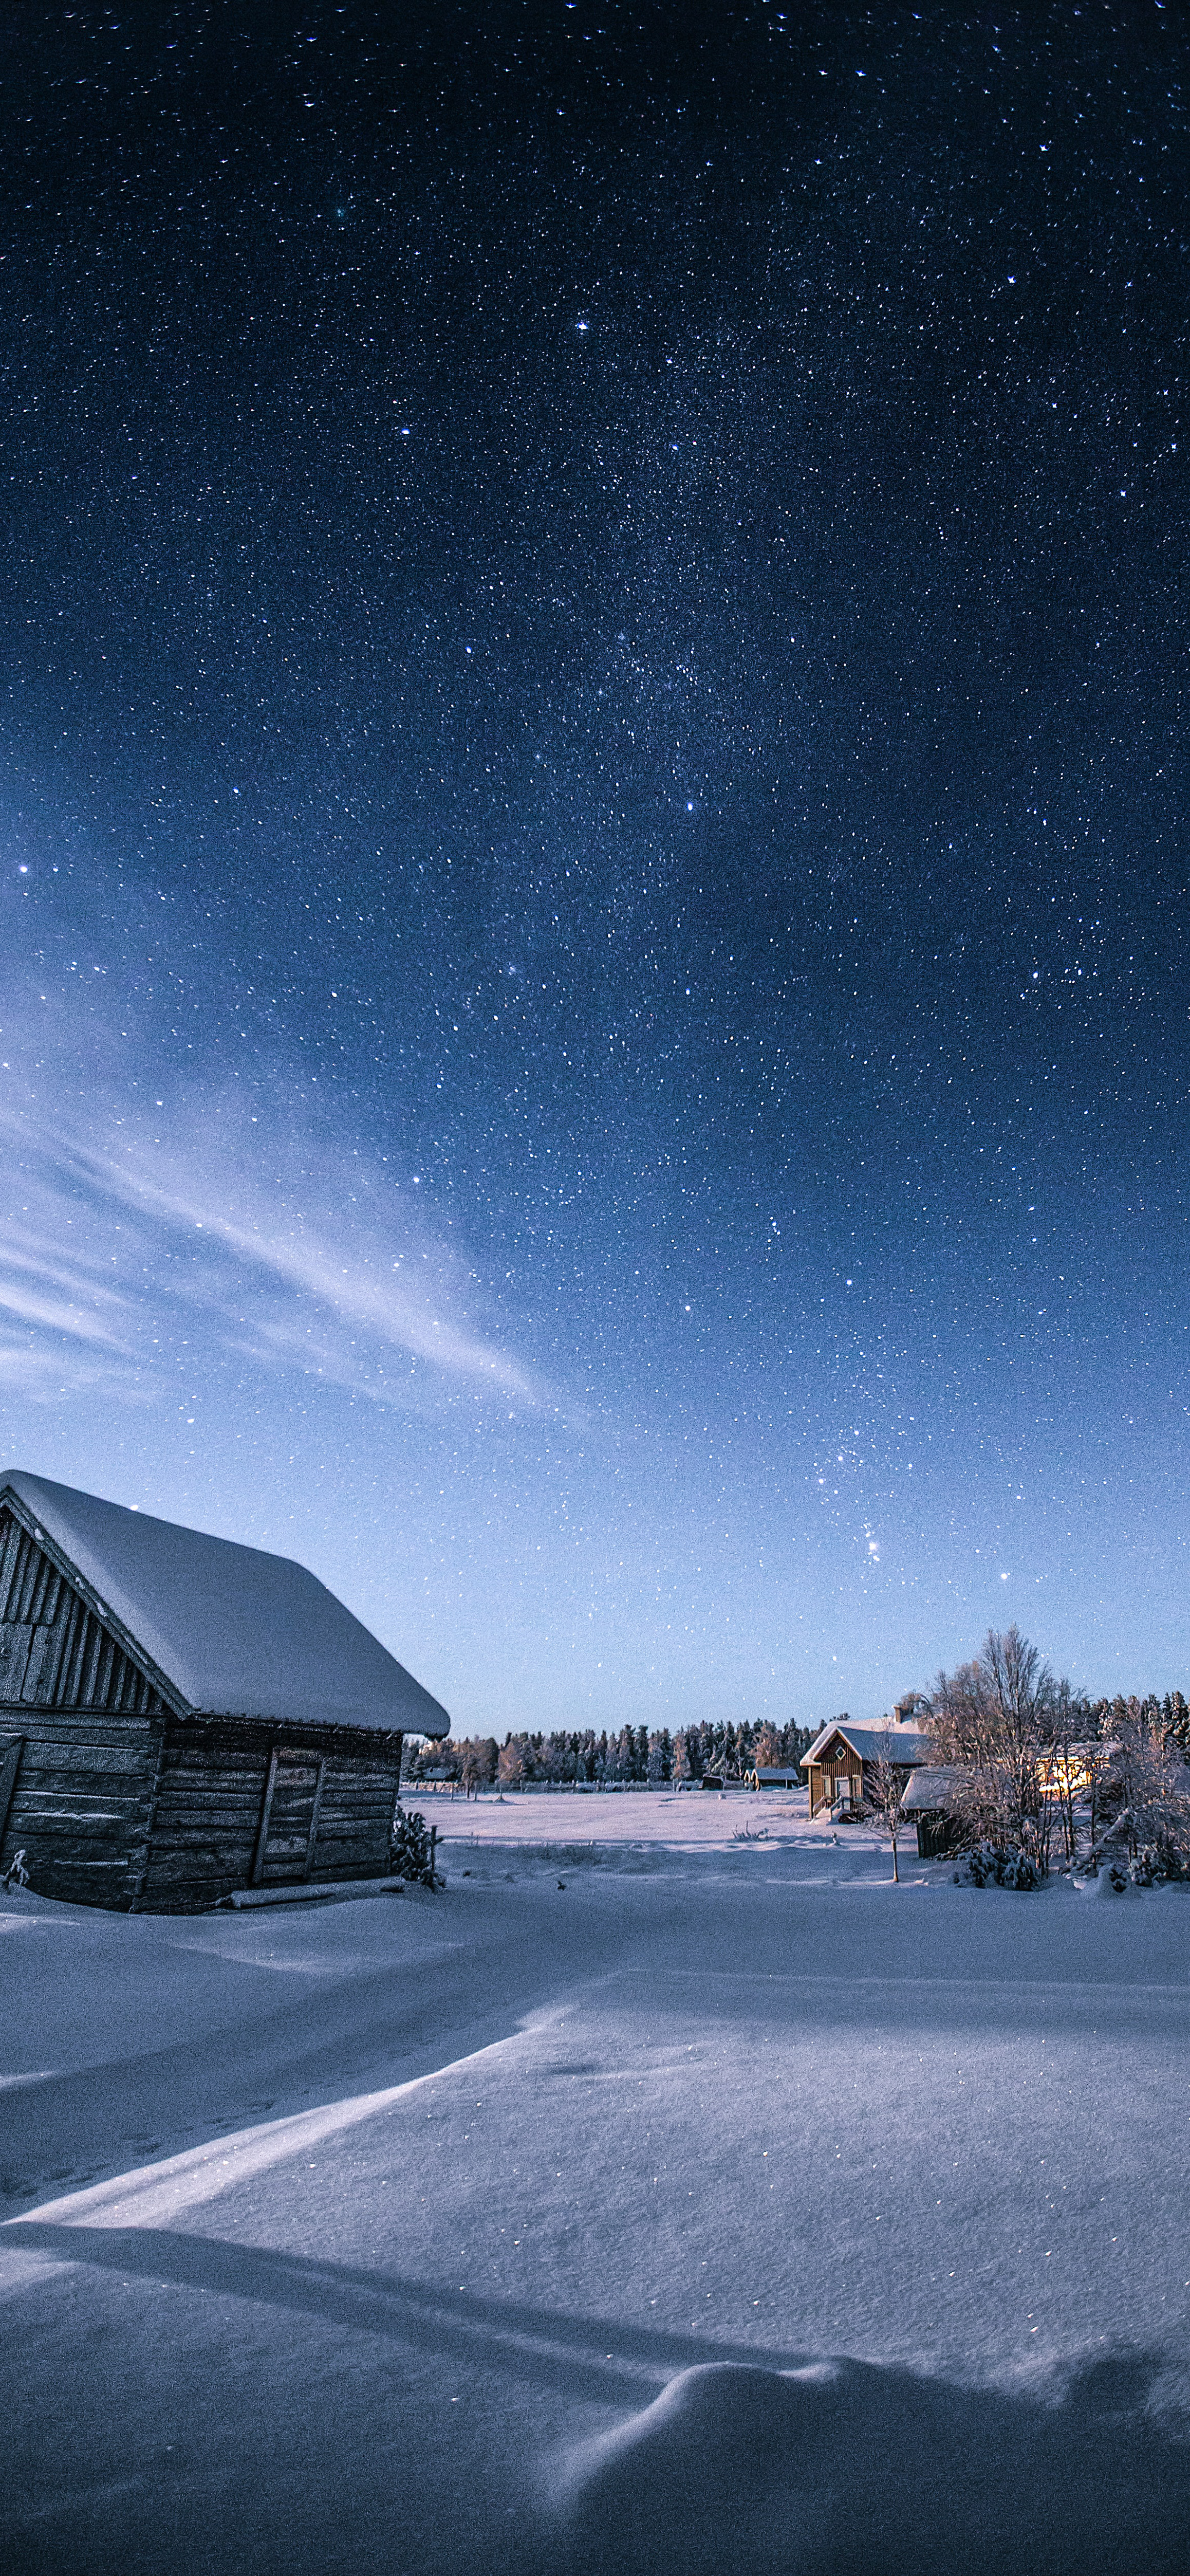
[430,1824,438,1888]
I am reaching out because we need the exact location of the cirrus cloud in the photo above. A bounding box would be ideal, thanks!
[0,1094,546,1415]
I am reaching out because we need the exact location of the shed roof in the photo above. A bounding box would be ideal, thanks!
[801,1718,935,1770]
[0,1469,450,1737]
[901,1765,963,1813]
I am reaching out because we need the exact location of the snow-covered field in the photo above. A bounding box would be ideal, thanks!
[3,1809,1189,2573]
[422,1780,817,1845]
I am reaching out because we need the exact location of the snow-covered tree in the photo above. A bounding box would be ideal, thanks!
[926,1626,1063,1870]
[497,1737,526,1792]
[863,1758,907,1884]
[1110,1700,1190,1873]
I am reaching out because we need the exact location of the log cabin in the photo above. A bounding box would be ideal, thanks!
[0,1469,450,1912]
[801,1715,934,1819]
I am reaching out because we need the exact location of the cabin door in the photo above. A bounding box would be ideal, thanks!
[251,1747,326,1885]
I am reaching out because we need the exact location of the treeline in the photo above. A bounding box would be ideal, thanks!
[403,1718,818,1791]
[400,1685,1190,1801]
[1083,1691,1189,1750]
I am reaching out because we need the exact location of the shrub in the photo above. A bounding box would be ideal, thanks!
[1124,1840,1188,1888]
[391,1805,436,1886]
[953,1842,1042,1892]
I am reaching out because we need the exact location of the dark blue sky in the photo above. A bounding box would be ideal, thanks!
[3,2,1187,1730]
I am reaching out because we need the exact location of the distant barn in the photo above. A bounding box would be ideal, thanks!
[0,1471,449,1912]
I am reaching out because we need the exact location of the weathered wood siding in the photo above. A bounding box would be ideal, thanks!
[0,1511,168,1716]
[0,1509,166,1906]
[138,1720,404,1912]
[139,1722,271,1909]
[0,1710,160,1908]
[310,1737,403,1885]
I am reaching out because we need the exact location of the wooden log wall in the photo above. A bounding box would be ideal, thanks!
[139,1722,271,1909]
[308,1738,403,1885]
[0,1709,161,1908]
[138,1720,404,1912]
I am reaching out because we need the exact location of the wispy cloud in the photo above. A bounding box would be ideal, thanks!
[0,1098,545,1412]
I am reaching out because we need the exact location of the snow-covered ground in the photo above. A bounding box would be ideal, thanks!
[3,1816,1189,2572]
[423,1780,818,1846]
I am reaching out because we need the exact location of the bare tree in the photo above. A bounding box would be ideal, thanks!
[864,1756,908,1884]
[926,1626,1062,1871]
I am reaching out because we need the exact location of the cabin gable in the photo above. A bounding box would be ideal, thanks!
[0,1505,175,1717]
[0,1505,173,1907]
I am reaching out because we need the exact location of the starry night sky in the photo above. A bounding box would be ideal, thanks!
[3,3,1187,1732]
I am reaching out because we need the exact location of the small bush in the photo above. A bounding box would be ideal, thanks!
[1122,1841,1188,1888]
[953,1842,1042,1892]
[391,1805,436,1886]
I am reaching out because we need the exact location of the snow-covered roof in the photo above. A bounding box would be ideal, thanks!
[901,1765,963,1813]
[800,1717,935,1770]
[0,1469,450,1737]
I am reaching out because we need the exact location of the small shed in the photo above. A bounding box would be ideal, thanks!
[901,1766,965,1859]
[0,1469,450,1912]
[801,1716,934,1819]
